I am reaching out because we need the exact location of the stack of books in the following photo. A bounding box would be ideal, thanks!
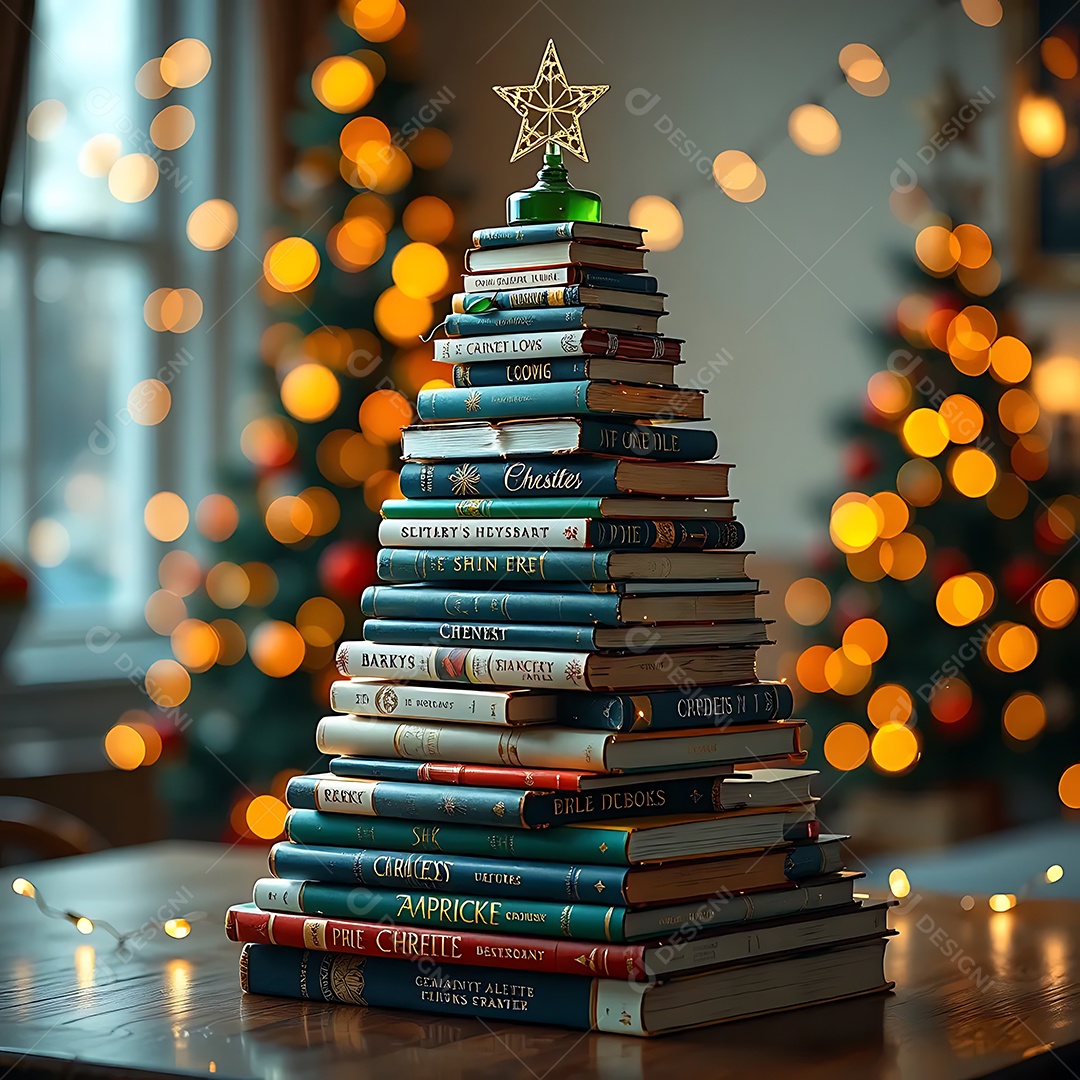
[228,218,894,1034]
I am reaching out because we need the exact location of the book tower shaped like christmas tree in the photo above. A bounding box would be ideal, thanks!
[228,41,893,1035]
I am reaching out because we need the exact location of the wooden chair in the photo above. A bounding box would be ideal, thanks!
[0,796,108,865]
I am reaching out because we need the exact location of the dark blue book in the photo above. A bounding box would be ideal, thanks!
[558,683,796,731]
[239,938,891,1033]
[442,307,661,337]
[399,458,730,499]
[360,585,760,626]
[453,284,666,315]
[286,768,740,830]
[362,618,769,650]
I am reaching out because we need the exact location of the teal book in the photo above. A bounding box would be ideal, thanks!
[376,547,750,583]
[379,497,736,520]
[283,807,820,866]
[399,459,731,499]
[559,683,796,731]
[451,357,675,387]
[360,585,759,626]
[415,381,705,422]
[252,874,857,942]
[441,307,661,337]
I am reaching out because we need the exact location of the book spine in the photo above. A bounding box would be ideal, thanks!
[378,518,598,550]
[239,943,624,1030]
[253,878,623,941]
[417,381,592,421]
[376,548,612,584]
[399,459,621,498]
[316,715,608,769]
[470,224,581,248]
[227,907,647,979]
[268,843,631,903]
[378,498,609,519]
[286,775,536,828]
[364,620,599,650]
[557,683,796,731]
[443,308,588,337]
[453,286,579,312]
[785,841,845,879]
[361,586,626,625]
[326,757,600,792]
[284,809,634,865]
[463,268,575,290]
[452,358,592,386]
[328,680,521,725]
[575,422,717,460]
[432,329,598,362]
[378,519,745,552]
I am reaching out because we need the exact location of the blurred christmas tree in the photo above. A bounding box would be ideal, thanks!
[157,2,460,839]
[787,172,1080,821]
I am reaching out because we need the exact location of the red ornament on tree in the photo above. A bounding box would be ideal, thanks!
[1002,555,1044,604]
[843,441,878,481]
[318,540,377,598]
[930,547,970,588]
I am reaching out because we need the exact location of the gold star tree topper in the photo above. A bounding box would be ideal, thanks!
[493,40,608,163]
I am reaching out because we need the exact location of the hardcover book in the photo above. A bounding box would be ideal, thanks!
[557,681,795,730]
[442,306,663,337]
[283,804,820,865]
[285,767,748,830]
[377,518,746,552]
[251,873,860,942]
[227,900,892,981]
[239,938,891,1034]
[380,497,737,520]
[432,328,681,362]
[463,240,647,273]
[360,618,770,651]
[360,584,760,627]
[265,835,843,906]
[332,640,760,691]
[462,267,659,294]
[328,679,555,725]
[399,418,716,463]
[376,548,750,585]
[416,381,705,423]
[399,458,732,499]
[470,222,645,249]
[453,284,667,315]
[315,713,804,771]
[451,357,675,387]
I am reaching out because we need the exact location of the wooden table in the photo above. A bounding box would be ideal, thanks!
[0,841,1077,1079]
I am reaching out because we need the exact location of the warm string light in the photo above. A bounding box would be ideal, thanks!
[887,865,1064,906]
[10,878,204,945]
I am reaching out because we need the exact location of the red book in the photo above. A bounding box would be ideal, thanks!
[225,903,645,979]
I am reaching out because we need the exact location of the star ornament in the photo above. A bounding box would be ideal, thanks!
[493,39,608,163]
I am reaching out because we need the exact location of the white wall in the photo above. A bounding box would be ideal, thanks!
[407,0,1006,554]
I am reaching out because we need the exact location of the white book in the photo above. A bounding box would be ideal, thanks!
[334,640,759,691]
[328,679,554,725]
[315,714,805,772]
[432,328,674,363]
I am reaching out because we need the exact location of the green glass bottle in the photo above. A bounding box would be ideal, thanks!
[506,143,603,225]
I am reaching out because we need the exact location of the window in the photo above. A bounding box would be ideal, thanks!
[1,0,262,687]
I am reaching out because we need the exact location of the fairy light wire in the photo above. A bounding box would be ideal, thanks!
[11,877,203,944]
